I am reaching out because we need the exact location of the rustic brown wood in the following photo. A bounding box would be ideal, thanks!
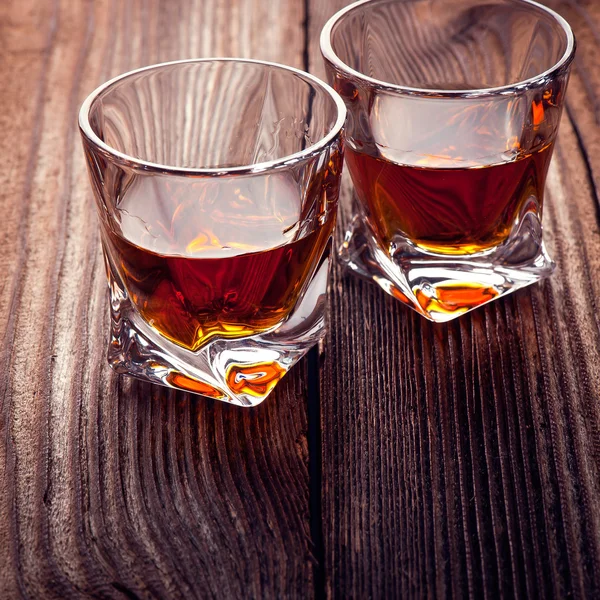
[0,0,313,598]
[3,0,600,598]
[309,0,600,597]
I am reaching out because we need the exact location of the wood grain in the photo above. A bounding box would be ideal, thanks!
[309,0,600,597]
[0,0,313,598]
[3,0,600,598]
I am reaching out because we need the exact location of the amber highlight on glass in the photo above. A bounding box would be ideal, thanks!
[321,0,575,321]
[79,59,345,405]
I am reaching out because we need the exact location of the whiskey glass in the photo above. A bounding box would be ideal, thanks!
[79,59,345,406]
[321,0,575,321]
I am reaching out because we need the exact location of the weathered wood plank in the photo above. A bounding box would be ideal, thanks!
[309,0,600,597]
[0,0,313,598]
[4,0,600,597]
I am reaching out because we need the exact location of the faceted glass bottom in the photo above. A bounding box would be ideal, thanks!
[340,201,555,323]
[105,255,331,406]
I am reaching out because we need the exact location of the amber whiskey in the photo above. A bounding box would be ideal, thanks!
[105,219,333,352]
[346,142,554,256]
[103,168,338,353]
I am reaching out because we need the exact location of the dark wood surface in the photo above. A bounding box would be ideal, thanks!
[2,0,600,598]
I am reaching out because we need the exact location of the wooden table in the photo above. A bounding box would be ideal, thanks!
[2,0,600,597]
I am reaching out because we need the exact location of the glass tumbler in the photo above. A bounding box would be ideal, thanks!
[321,0,575,321]
[79,59,345,406]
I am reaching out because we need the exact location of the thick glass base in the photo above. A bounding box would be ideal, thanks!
[105,257,331,406]
[340,207,555,323]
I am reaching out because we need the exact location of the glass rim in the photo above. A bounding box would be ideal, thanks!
[320,0,576,98]
[78,58,347,176]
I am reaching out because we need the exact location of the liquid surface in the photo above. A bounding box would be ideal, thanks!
[346,143,554,255]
